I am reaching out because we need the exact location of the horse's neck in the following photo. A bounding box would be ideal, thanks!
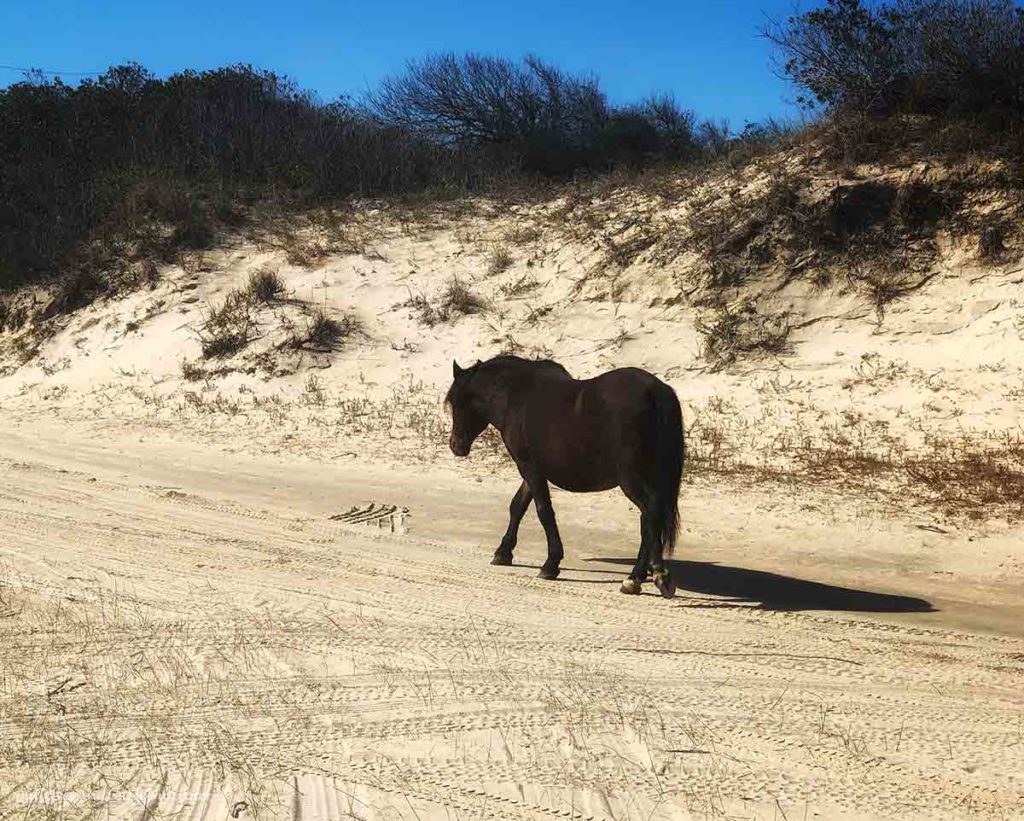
[478,365,563,430]
[470,372,503,429]
[476,367,527,430]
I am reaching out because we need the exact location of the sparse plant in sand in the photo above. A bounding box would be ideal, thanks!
[503,223,541,245]
[696,299,792,370]
[498,273,540,298]
[684,390,1024,522]
[244,264,285,303]
[287,307,360,351]
[439,277,487,319]
[198,291,255,359]
[405,276,487,326]
[302,372,327,405]
[178,249,208,274]
[602,226,658,270]
[197,275,356,362]
[853,267,937,322]
[486,244,513,275]
[258,209,384,269]
[180,359,207,382]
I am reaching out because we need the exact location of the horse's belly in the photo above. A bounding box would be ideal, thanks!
[548,472,617,493]
[539,430,619,493]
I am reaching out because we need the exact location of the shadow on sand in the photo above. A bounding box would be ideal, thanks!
[584,557,935,613]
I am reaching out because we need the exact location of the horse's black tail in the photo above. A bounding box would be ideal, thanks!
[651,383,684,556]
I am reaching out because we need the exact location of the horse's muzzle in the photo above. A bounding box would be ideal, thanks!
[449,436,471,457]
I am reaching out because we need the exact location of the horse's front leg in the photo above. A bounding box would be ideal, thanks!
[523,474,564,580]
[492,481,533,566]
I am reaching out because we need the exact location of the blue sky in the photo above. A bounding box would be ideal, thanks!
[2,0,810,126]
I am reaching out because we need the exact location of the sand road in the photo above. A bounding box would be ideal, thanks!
[0,419,1022,820]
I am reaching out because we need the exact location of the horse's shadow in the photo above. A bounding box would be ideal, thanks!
[581,557,935,613]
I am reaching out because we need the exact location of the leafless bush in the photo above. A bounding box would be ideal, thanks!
[765,0,1024,120]
[370,53,701,175]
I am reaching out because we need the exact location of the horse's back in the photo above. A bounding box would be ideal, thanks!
[525,364,674,425]
[585,366,675,411]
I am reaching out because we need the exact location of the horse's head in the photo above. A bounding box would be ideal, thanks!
[445,359,489,457]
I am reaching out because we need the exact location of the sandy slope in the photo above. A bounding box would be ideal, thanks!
[3,196,1023,512]
[0,416,1022,821]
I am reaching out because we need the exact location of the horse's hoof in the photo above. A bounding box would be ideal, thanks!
[620,578,642,595]
[653,570,676,599]
[491,553,513,566]
[538,565,560,580]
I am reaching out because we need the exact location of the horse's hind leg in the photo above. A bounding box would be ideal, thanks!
[619,505,656,595]
[492,481,532,566]
[646,506,676,599]
[620,484,676,598]
[620,531,648,595]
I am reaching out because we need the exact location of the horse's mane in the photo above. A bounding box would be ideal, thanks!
[475,355,572,379]
[447,355,572,408]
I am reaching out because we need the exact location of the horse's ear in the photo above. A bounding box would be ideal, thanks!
[452,360,462,378]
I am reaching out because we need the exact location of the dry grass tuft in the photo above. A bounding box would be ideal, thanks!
[503,224,541,245]
[180,359,207,382]
[685,393,1024,522]
[288,307,360,352]
[904,433,1024,517]
[198,292,255,359]
[244,264,284,303]
[405,277,487,326]
[439,277,488,319]
[486,245,513,275]
[695,299,792,370]
[498,273,540,298]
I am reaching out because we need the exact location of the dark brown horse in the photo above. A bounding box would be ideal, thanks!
[445,355,685,597]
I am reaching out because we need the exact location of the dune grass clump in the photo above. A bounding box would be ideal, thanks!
[198,292,255,359]
[439,277,487,318]
[405,276,487,327]
[696,299,792,371]
[486,245,513,275]
[244,265,285,303]
[285,307,361,352]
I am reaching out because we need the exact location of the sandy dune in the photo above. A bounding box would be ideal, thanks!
[1,417,1022,820]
